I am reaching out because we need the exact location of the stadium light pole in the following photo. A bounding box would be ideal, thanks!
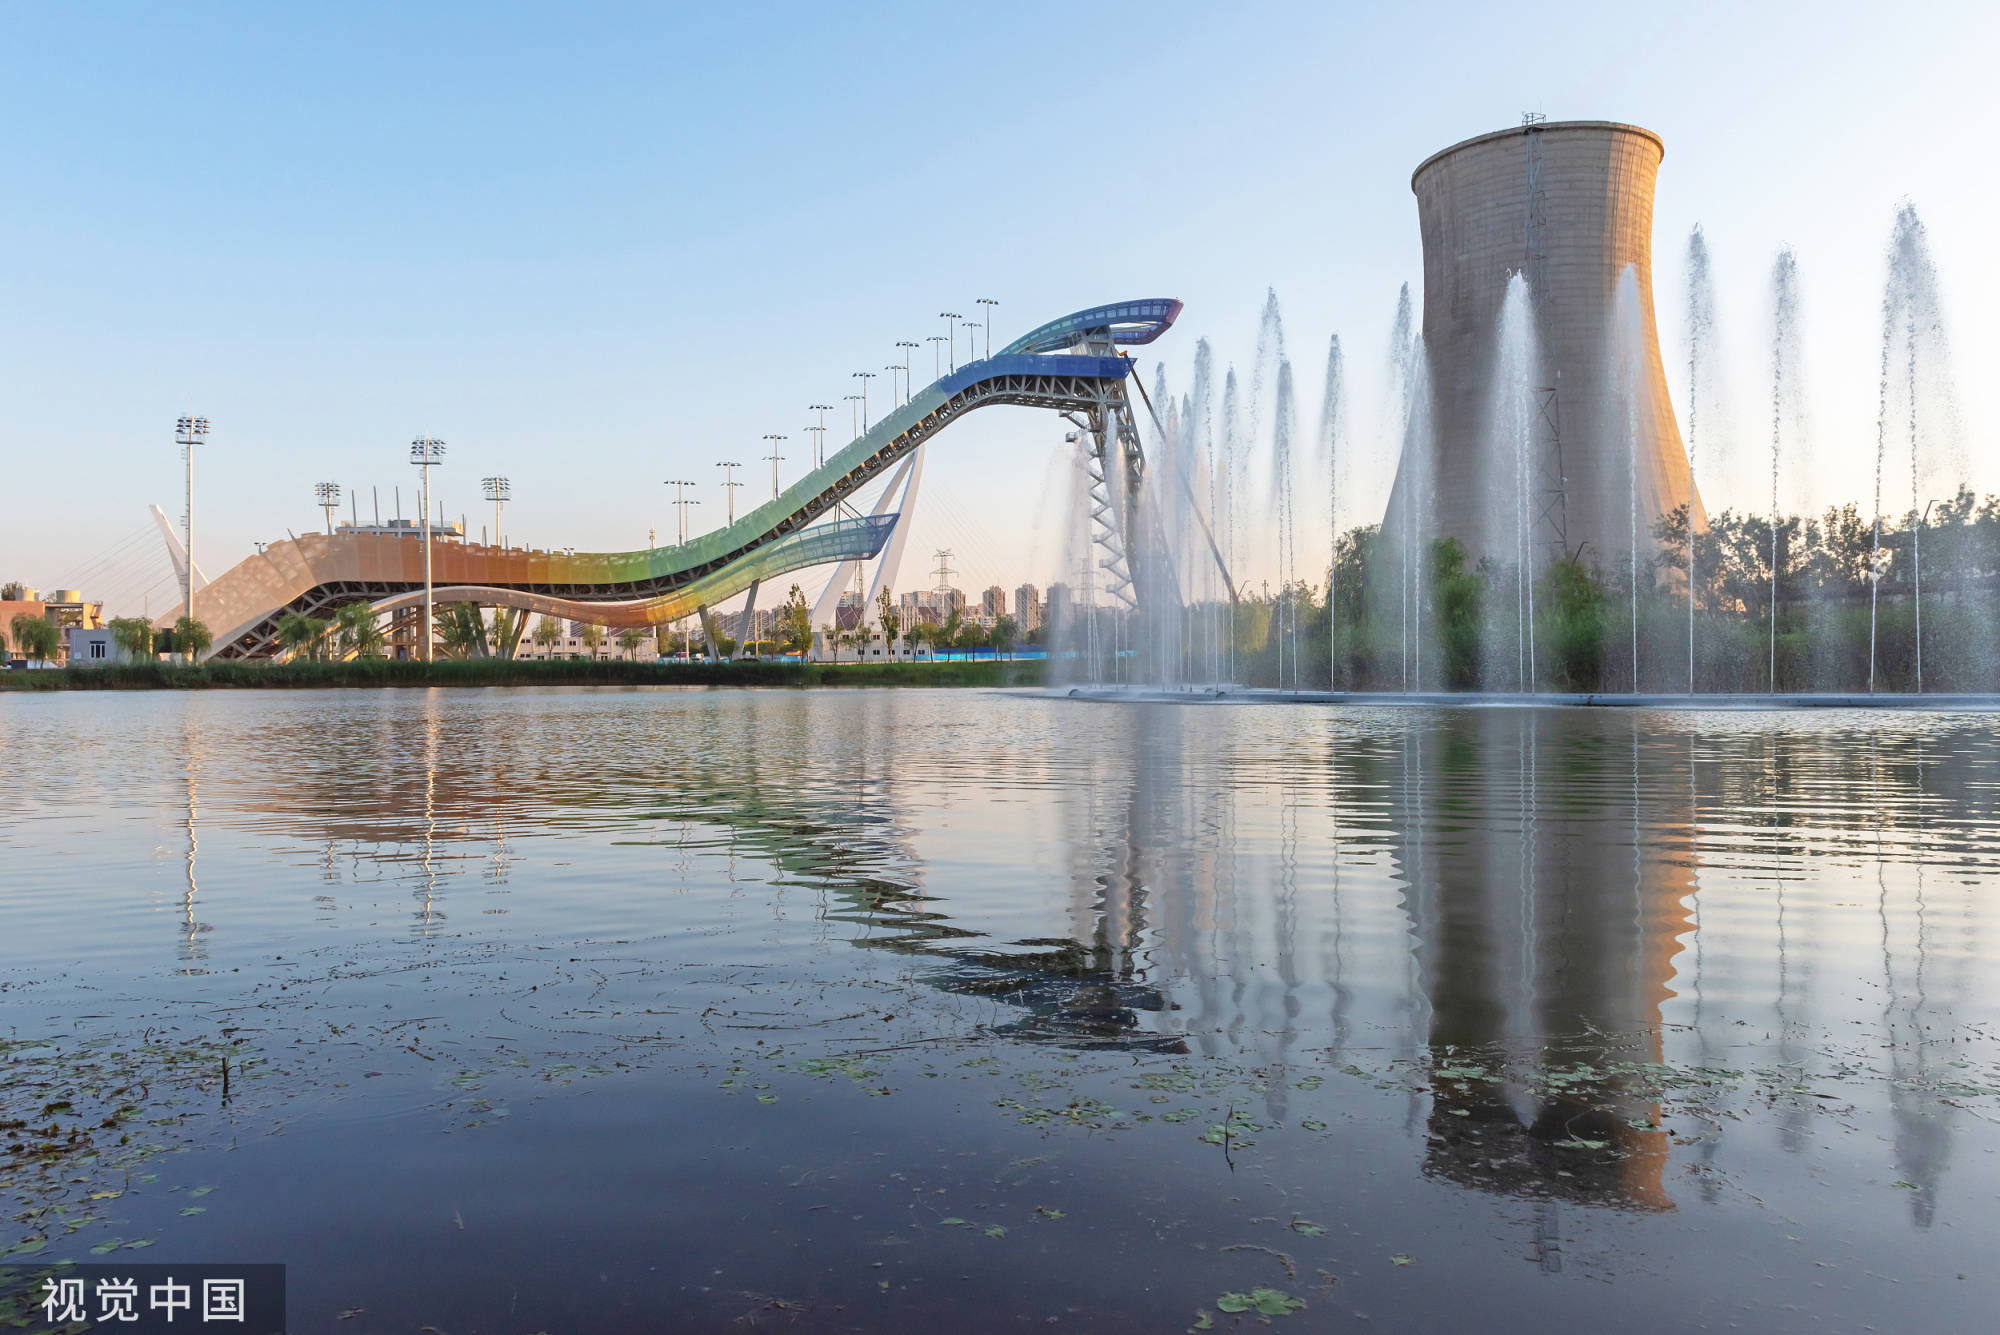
[895,342,920,401]
[481,475,511,548]
[175,416,209,630]
[761,435,788,499]
[885,364,903,409]
[410,437,447,661]
[977,298,999,358]
[716,460,742,525]
[664,479,695,542]
[808,404,834,463]
[843,394,861,438]
[851,372,875,432]
[926,336,947,380]
[315,481,342,535]
[939,313,963,372]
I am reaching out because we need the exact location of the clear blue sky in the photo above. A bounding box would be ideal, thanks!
[3,1,1994,612]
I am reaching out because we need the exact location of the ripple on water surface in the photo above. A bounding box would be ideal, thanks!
[2,688,1997,1332]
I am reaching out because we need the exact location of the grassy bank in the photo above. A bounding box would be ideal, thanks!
[0,656,1047,692]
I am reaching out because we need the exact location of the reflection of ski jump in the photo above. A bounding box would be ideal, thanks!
[175,300,1183,659]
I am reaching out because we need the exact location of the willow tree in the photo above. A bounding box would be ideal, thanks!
[172,616,213,661]
[14,614,59,661]
[109,617,154,660]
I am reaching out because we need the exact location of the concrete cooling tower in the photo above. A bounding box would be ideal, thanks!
[1386,119,1702,571]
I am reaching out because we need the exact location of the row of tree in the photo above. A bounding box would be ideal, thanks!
[818,587,1022,661]
[3,612,212,664]
[1211,489,2000,693]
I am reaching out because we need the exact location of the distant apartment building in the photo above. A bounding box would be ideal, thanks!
[896,590,941,633]
[1044,582,1071,631]
[980,585,1008,626]
[1014,583,1042,634]
[834,590,868,630]
[897,587,965,633]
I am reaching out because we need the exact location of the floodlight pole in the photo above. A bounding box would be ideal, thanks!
[808,404,834,466]
[664,479,695,542]
[843,395,861,438]
[175,416,209,630]
[895,341,920,401]
[927,336,946,380]
[939,313,963,372]
[976,298,998,358]
[481,475,511,548]
[411,437,447,661]
[852,372,875,432]
[315,480,341,535]
[717,461,742,525]
[761,435,788,500]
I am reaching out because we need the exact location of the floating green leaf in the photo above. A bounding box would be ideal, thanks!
[983,1225,1007,1239]
[1390,1253,1414,1267]
[1216,1288,1304,1316]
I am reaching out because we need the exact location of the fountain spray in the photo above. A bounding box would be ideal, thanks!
[1617,266,1643,691]
[1317,334,1345,690]
[1768,247,1801,694]
[1685,225,1715,695]
[1274,357,1299,691]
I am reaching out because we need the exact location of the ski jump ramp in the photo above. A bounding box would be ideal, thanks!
[174,300,1181,660]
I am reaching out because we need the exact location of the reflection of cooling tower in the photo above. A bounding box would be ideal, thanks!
[1389,120,1702,568]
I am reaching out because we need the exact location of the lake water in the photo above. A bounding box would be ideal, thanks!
[3,687,1997,1332]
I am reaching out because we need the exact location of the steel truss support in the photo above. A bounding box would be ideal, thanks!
[1071,334,1148,613]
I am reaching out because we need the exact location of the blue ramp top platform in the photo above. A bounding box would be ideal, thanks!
[1000,300,1183,355]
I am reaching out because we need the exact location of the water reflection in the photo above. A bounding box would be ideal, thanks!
[1379,711,1686,1210]
[178,712,210,968]
[44,690,2000,1235]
